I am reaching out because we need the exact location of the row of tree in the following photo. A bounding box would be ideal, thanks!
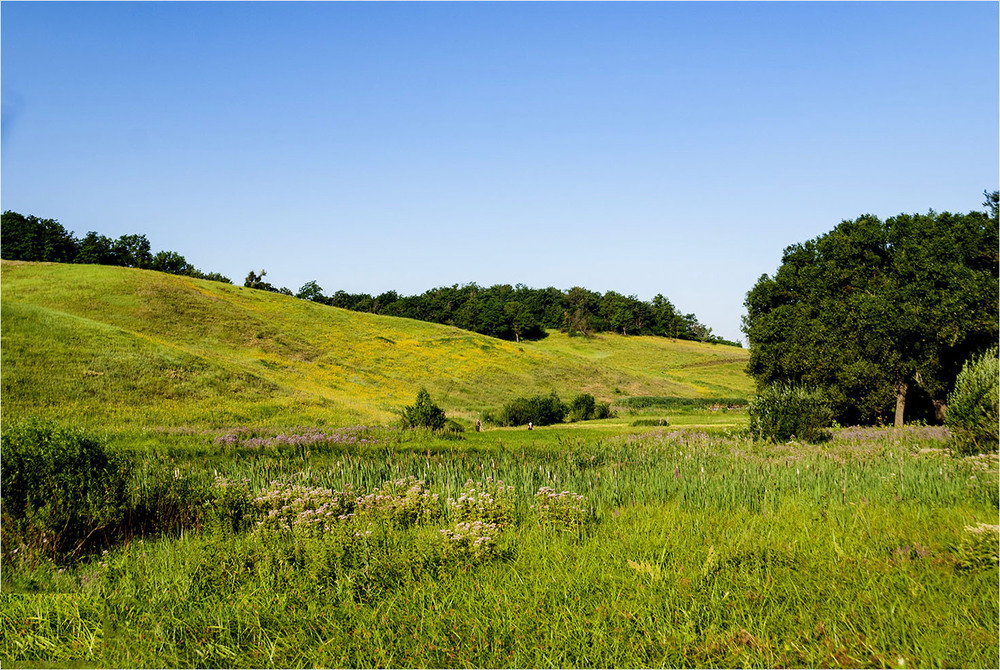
[0,211,232,283]
[743,191,999,427]
[288,279,738,345]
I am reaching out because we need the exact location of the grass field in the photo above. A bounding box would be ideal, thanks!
[1,261,997,668]
[1,261,751,430]
[2,424,997,668]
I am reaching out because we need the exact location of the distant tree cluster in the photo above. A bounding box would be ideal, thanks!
[291,280,738,346]
[743,191,999,427]
[0,211,232,283]
[244,269,292,295]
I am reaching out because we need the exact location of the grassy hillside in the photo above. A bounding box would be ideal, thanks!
[1,261,752,429]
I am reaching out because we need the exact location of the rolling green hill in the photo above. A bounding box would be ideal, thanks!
[1,261,752,429]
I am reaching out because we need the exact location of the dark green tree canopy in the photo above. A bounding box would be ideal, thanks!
[295,280,734,346]
[1,210,231,283]
[743,201,999,425]
[401,387,447,430]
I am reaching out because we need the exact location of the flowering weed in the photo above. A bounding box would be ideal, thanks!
[446,477,517,528]
[252,480,356,534]
[532,487,589,531]
[355,476,441,527]
[439,520,506,564]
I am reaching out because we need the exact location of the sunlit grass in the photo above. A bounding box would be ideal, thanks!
[2,426,996,668]
[1,261,751,431]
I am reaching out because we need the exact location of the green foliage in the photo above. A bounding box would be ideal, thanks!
[593,401,614,419]
[947,348,999,455]
[244,269,292,295]
[744,204,999,425]
[446,478,517,528]
[564,393,616,421]
[631,418,670,427]
[532,486,590,531]
[0,420,132,561]
[0,210,231,282]
[355,476,442,527]
[210,476,255,533]
[1,211,79,262]
[953,523,1000,571]
[616,396,747,410]
[747,384,833,443]
[296,279,325,302]
[296,279,731,344]
[567,392,596,422]
[487,391,567,427]
[401,387,447,430]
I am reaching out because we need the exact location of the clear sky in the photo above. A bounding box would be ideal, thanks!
[2,1,997,343]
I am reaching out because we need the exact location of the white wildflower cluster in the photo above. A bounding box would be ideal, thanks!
[355,476,441,526]
[439,520,500,561]
[964,523,1000,535]
[446,477,516,528]
[955,522,1000,570]
[252,480,357,533]
[532,486,588,530]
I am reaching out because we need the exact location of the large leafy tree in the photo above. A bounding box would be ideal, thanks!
[1,211,79,262]
[744,201,998,426]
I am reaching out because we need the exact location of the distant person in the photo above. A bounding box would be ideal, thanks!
[528,422,533,430]
[475,419,482,432]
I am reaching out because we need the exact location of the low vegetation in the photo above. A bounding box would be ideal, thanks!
[2,422,997,667]
[947,348,1000,456]
[747,384,834,444]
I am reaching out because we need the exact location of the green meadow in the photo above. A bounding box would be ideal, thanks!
[1,261,750,429]
[1,261,997,668]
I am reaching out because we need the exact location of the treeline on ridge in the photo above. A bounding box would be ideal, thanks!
[0,210,734,346]
[0,211,232,283]
[288,278,739,346]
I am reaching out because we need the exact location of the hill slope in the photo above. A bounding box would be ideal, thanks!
[1,261,752,428]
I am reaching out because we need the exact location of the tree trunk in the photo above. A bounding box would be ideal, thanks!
[894,381,908,428]
[932,399,947,423]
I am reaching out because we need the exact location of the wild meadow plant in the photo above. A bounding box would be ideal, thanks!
[533,486,590,530]
[251,479,357,533]
[438,521,505,563]
[355,476,441,527]
[446,477,517,527]
[4,421,997,668]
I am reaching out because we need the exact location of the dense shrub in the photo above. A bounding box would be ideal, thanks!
[1,420,132,561]
[400,388,447,430]
[566,393,616,422]
[947,348,999,456]
[747,384,833,443]
[567,393,596,422]
[486,391,567,427]
[615,396,747,410]
[593,401,615,419]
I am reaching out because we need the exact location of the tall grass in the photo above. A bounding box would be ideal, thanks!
[3,426,996,668]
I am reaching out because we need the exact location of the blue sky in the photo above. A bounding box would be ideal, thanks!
[2,1,997,343]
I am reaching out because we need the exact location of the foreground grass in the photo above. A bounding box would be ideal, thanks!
[2,426,997,668]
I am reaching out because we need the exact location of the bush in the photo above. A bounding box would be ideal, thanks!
[947,348,999,456]
[400,387,447,430]
[593,401,615,420]
[568,393,597,422]
[488,391,566,427]
[747,384,833,443]
[1,420,133,561]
